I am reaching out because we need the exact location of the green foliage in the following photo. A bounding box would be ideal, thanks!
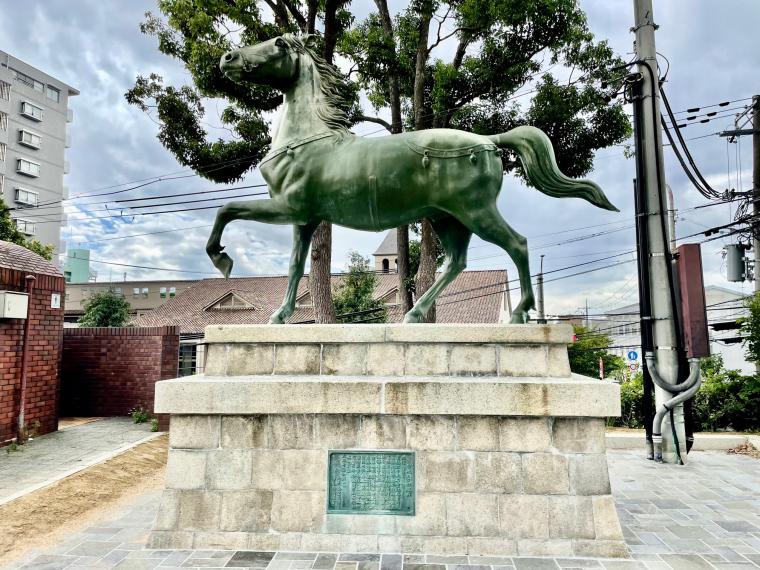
[693,355,760,432]
[78,288,131,327]
[741,293,760,363]
[0,198,54,260]
[567,325,625,379]
[151,418,160,432]
[130,405,151,424]
[607,372,644,429]
[5,442,21,453]
[333,251,387,323]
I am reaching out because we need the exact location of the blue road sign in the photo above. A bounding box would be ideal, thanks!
[628,350,638,361]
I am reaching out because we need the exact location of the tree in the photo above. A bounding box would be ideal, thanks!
[0,198,54,260]
[740,292,760,363]
[332,251,387,323]
[128,0,629,322]
[78,288,131,327]
[567,324,625,378]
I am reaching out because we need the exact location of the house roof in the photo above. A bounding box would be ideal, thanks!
[0,241,62,277]
[604,284,748,316]
[131,270,508,334]
[373,231,397,256]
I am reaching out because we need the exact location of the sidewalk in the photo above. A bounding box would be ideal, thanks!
[0,417,160,505]
[7,448,760,570]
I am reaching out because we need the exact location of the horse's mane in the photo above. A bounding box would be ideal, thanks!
[279,34,353,132]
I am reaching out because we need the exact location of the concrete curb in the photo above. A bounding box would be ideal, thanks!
[605,431,751,451]
[0,431,165,508]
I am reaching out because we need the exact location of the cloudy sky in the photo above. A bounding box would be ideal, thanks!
[2,0,759,317]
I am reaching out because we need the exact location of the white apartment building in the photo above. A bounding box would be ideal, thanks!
[0,50,78,263]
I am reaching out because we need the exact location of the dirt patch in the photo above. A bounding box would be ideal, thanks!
[0,434,168,565]
[728,441,760,460]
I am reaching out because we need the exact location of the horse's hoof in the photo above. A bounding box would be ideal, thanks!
[268,313,285,324]
[402,311,422,324]
[210,252,234,278]
[509,311,529,324]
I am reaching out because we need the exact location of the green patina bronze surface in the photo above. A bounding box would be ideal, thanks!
[327,451,415,515]
[210,34,618,324]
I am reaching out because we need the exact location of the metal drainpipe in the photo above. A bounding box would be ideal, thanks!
[17,274,36,444]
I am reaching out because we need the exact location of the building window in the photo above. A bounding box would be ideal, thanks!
[169,286,176,297]
[178,344,199,377]
[0,111,7,131]
[18,129,42,149]
[64,271,71,283]
[142,287,149,298]
[15,187,39,207]
[0,143,5,162]
[115,287,123,296]
[13,218,36,236]
[12,69,44,93]
[17,158,41,177]
[382,258,389,273]
[20,101,43,121]
[0,80,10,100]
[132,287,140,298]
[160,286,167,298]
[46,85,60,103]
[0,174,4,194]
[65,290,70,300]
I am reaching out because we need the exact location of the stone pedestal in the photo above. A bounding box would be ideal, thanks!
[149,324,625,558]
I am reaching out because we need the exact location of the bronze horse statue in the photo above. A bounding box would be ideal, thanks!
[209,34,617,324]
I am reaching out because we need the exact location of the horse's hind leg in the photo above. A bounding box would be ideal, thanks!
[457,205,534,324]
[269,222,319,324]
[404,216,472,323]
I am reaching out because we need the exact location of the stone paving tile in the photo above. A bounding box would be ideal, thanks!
[511,559,559,570]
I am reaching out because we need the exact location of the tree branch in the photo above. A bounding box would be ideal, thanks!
[357,115,392,132]
[279,0,307,32]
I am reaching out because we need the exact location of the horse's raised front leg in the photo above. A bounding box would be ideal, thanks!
[206,198,294,278]
[404,216,472,323]
[457,205,534,324]
[269,222,319,324]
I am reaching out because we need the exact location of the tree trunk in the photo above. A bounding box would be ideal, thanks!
[416,218,437,322]
[311,221,336,323]
[413,5,438,321]
[375,0,411,312]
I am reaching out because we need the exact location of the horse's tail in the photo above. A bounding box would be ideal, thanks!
[488,126,619,212]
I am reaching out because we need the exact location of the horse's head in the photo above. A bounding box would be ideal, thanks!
[220,34,318,89]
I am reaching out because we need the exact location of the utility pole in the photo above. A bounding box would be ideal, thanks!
[632,0,684,463]
[753,96,759,299]
[536,254,545,324]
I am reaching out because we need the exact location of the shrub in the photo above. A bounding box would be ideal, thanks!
[608,372,645,429]
[130,405,151,424]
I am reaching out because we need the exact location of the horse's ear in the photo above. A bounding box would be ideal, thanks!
[303,34,320,50]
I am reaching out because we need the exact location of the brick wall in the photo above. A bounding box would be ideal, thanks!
[61,326,179,426]
[0,268,65,443]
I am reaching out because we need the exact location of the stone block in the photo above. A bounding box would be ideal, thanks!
[366,343,405,376]
[395,493,447,536]
[350,515,397,536]
[269,414,316,449]
[499,418,551,452]
[206,323,387,344]
[418,452,474,492]
[220,490,273,531]
[340,534,380,553]
[170,416,220,450]
[517,539,572,557]
[282,450,326,490]
[498,345,547,376]
[271,490,325,532]
[383,323,573,345]
[572,539,629,558]
[404,344,449,375]
[226,344,275,375]
[203,344,227,375]
[221,416,268,449]
[206,449,253,490]
[323,344,368,375]
[316,415,360,448]
[449,345,497,376]
[474,452,521,493]
[498,495,549,538]
[274,344,321,374]
[147,530,194,549]
[548,496,594,539]
[419,537,468,555]
[358,416,406,449]
[407,416,456,450]
[192,531,249,549]
[547,346,571,377]
[457,417,499,451]
[465,537,518,556]
[445,494,500,537]
[592,495,624,540]
[568,454,611,495]
[251,450,284,490]
[177,491,221,531]
[552,418,606,453]
[522,453,569,494]
[247,533,283,550]
[165,450,207,490]
[153,490,180,530]
[301,533,343,552]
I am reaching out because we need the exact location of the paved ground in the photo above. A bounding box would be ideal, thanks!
[0,417,157,504]
[6,448,760,570]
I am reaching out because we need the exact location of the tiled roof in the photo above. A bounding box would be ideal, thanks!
[373,230,397,256]
[0,240,62,277]
[132,270,508,333]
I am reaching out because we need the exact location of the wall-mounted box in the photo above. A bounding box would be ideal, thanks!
[0,291,29,319]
